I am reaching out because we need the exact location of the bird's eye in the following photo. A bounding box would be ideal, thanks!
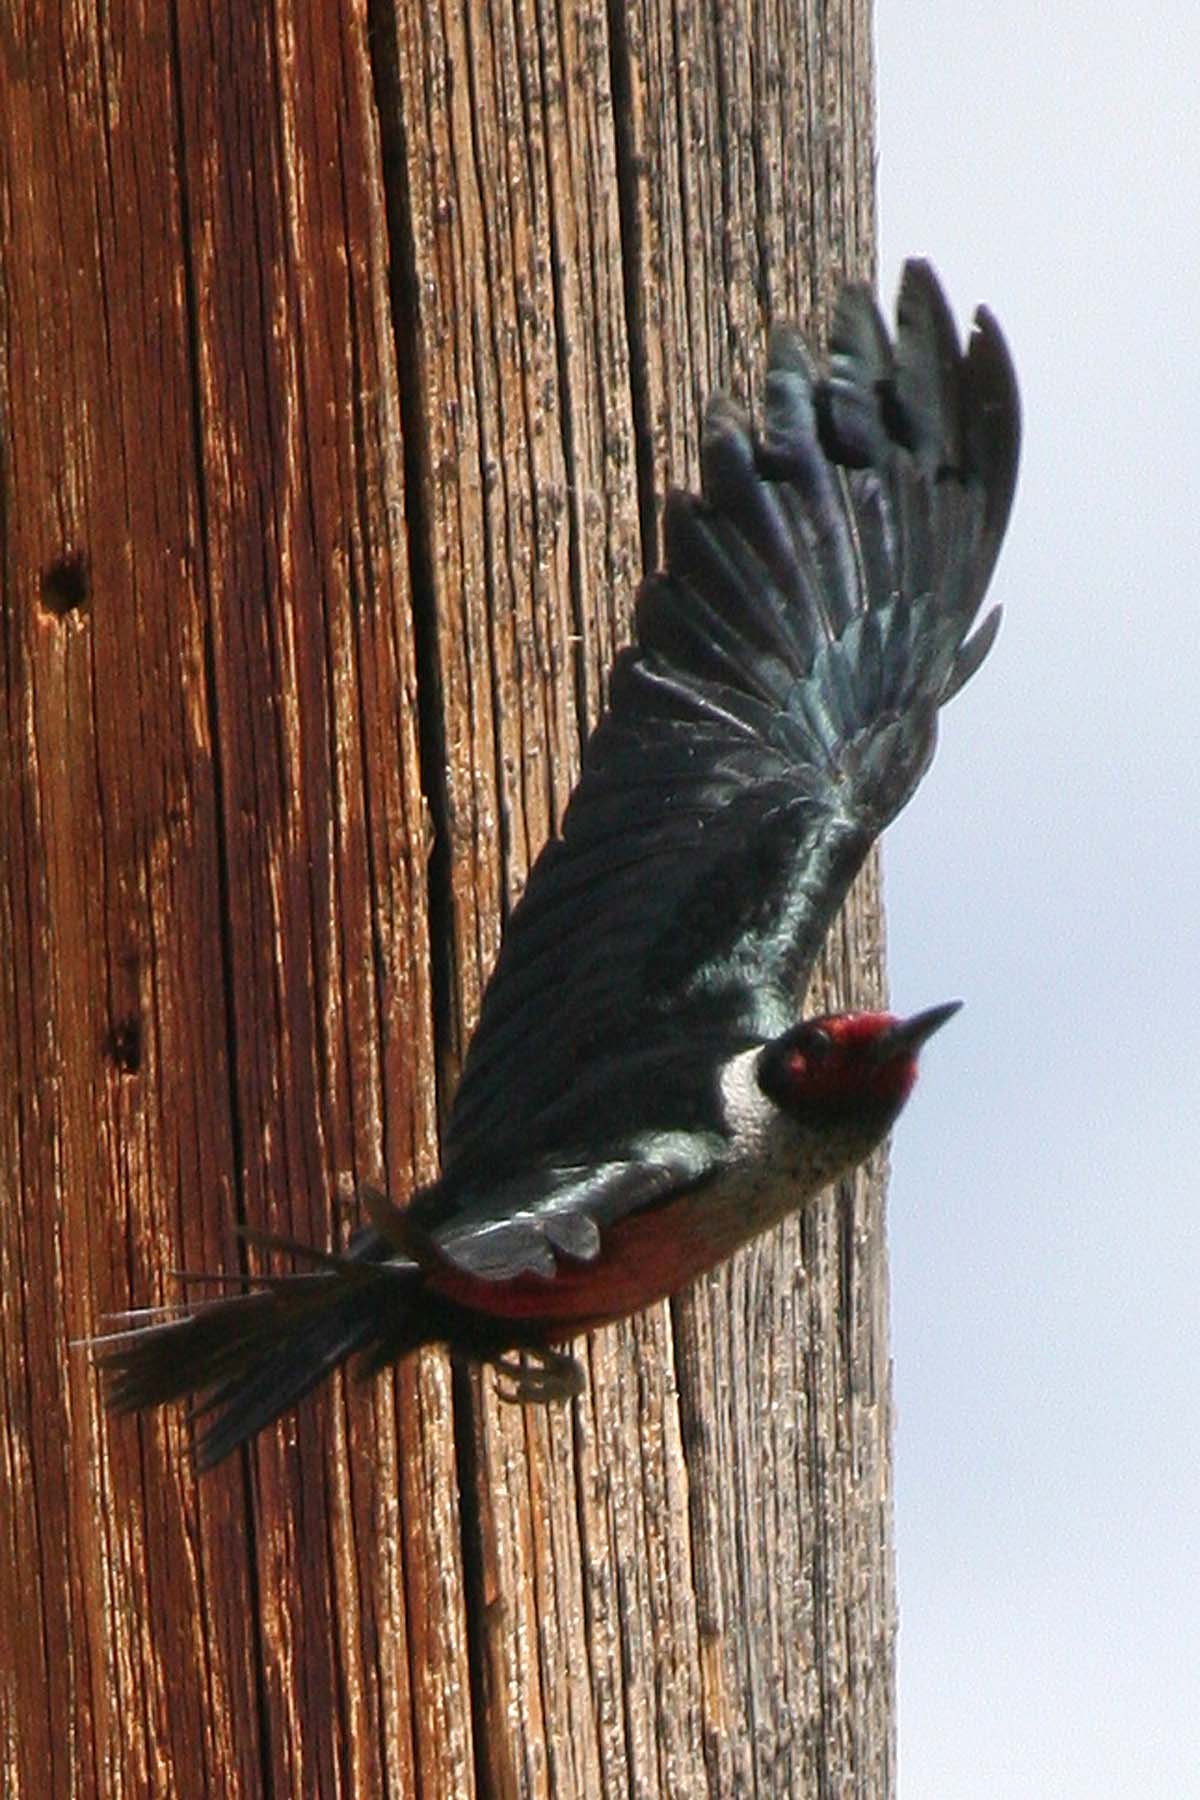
[801,1026,832,1060]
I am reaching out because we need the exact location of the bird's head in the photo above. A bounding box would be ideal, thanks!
[756,1001,962,1145]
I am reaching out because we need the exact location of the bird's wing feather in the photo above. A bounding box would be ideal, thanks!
[431,263,1018,1275]
[420,1131,724,1280]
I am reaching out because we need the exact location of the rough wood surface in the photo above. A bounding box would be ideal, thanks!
[1,2,889,1794]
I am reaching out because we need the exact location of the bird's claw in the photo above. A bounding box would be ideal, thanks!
[492,1347,586,1406]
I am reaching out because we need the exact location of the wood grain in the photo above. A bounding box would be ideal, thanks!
[1,1,889,1793]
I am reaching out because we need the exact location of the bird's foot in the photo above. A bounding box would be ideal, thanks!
[492,1345,586,1406]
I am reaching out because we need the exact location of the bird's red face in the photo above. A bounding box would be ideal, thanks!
[758,1002,962,1127]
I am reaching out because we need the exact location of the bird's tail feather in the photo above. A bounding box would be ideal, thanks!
[93,1233,427,1469]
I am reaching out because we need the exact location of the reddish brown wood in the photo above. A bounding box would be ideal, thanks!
[2,3,467,1794]
[1,2,889,1794]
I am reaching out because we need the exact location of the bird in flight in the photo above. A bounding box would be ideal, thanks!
[95,261,1019,1466]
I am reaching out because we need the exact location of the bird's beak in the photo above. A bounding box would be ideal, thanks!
[880,999,963,1056]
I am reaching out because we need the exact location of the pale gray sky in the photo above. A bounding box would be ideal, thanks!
[875,5,1200,1795]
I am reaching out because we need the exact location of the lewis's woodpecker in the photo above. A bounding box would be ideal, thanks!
[95,262,1020,1465]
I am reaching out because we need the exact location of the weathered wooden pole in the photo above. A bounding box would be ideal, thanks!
[1,2,889,1793]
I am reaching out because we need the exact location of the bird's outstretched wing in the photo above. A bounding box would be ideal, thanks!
[440,262,1019,1193]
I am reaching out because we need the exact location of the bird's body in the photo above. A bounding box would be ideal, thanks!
[95,263,1020,1466]
[419,1007,951,1338]
[427,1041,869,1333]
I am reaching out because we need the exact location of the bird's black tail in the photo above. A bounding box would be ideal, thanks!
[93,1230,428,1469]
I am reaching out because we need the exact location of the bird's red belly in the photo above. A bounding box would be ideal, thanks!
[424,1187,766,1338]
